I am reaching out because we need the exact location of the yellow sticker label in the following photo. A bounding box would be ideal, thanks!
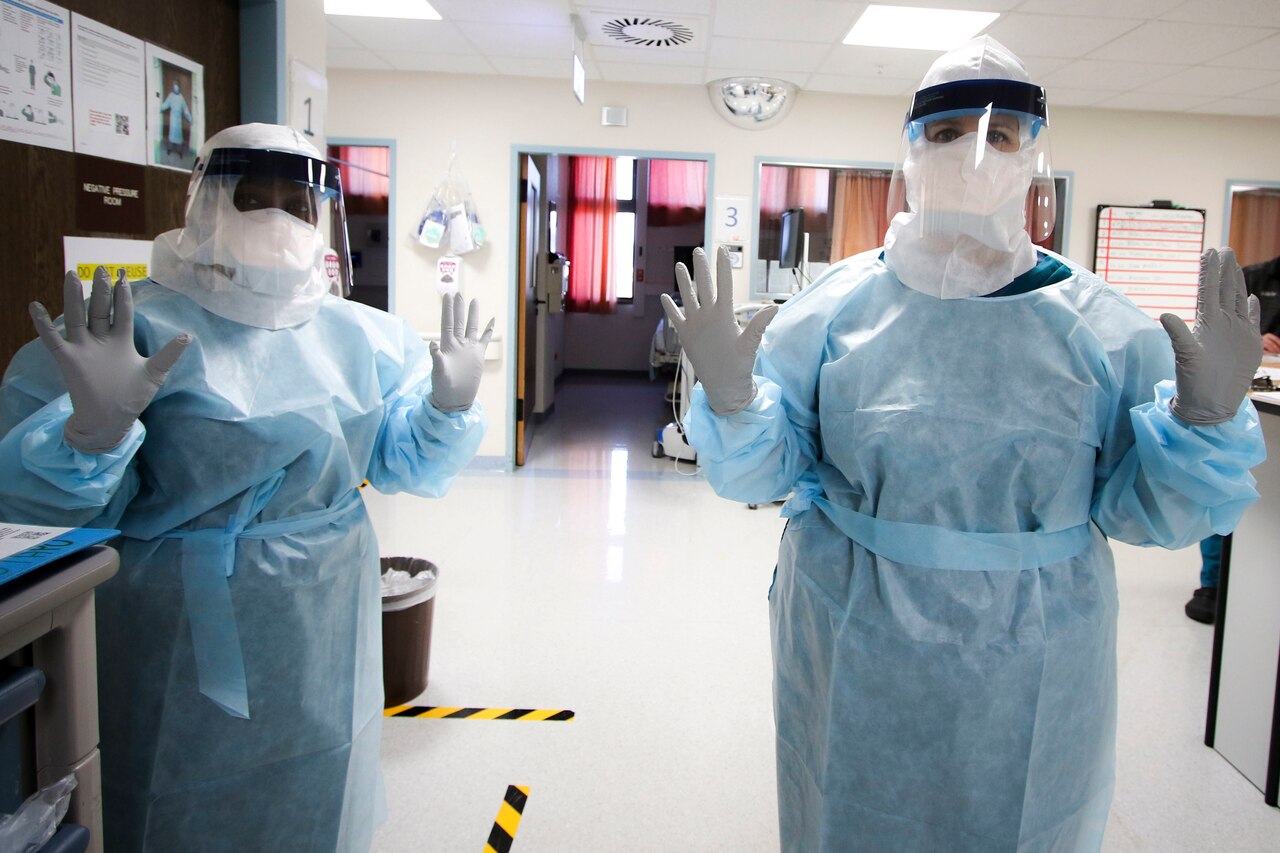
[76,264,148,281]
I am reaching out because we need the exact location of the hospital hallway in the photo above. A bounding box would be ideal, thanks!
[361,374,1280,852]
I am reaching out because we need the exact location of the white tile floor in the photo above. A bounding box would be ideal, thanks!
[365,373,1280,852]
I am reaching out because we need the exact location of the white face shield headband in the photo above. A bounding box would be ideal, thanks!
[884,78,1054,299]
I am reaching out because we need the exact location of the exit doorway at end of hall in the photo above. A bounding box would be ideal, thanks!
[512,149,712,469]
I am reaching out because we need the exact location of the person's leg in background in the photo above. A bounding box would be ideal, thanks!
[1185,535,1221,624]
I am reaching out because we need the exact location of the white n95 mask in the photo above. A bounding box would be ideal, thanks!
[218,207,325,293]
[907,135,1033,240]
[884,133,1037,299]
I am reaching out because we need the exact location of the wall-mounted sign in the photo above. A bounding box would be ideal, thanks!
[0,0,73,152]
[288,58,326,144]
[63,235,153,297]
[715,195,749,244]
[75,155,145,233]
[145,42,203,171]
[71,13,145,164]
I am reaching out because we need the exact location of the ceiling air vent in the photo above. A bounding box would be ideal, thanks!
[600,17,694,47]
[583,12,703,49]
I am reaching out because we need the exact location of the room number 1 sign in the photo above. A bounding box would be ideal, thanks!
[289,59,327,142]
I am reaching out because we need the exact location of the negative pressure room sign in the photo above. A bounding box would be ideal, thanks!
[75,155,145,234]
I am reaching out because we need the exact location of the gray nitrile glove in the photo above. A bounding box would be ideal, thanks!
[29,267,191,454]
[659,247,777,415]
[1160,247,1263,426]
[429,293,494,412]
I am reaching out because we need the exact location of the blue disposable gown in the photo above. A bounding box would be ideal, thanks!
[686,250,1264,852]
[0,281,486,852]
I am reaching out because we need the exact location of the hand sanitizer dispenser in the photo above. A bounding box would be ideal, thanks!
[539,252,569,313]
[436,255,461,296]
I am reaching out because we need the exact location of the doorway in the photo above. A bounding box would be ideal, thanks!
[327,140,395,311]
[510,148,713,468]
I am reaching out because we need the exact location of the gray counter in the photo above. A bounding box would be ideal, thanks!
[1206,400,1280,807]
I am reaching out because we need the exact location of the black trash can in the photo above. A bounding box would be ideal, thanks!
[379,557,438,708]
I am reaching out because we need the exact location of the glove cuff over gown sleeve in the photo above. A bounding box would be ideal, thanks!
[0,394,143,526]
[1112,379,1266,547]
[365,389,486,499]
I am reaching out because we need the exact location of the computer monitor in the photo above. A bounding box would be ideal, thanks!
[779,207,805,269]
[673,244,702,282]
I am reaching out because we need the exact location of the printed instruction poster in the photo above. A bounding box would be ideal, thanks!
[145,41,202,171]
[71,12,145,163]
[0,0,73,151]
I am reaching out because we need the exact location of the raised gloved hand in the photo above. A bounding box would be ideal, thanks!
[660,247,777,415]
[429,293,494,412]
[30,267,191,454]
[1160,247,1262,426]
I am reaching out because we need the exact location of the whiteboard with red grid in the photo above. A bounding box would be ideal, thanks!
[1093,205,1206,325]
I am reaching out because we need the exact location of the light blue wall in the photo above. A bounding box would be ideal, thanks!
[239,0,285,124]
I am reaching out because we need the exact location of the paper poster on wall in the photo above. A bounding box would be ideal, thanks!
[0,0,73,151]
[71,13,145,164]
[1094,205,1206,325]
[63,235,153,298]
[145,42,202,171]
[714,195,749,245]
[288,58,326,144]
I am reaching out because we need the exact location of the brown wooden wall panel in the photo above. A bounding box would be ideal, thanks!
[0,0,240,369]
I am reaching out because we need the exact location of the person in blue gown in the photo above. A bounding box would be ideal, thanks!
[159,81,192,156]
[663,37,1265,852]
[0,123,493,852]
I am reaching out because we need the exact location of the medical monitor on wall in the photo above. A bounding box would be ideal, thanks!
[779,207,805,269]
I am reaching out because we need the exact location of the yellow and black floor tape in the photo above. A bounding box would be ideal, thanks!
[483,785,530,853]
[384,705,574,721]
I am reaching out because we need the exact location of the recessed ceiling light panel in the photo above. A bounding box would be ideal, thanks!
[324,0,441,20]
[843,5,998,51]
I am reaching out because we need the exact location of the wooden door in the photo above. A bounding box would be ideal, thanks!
[515,156,542,466]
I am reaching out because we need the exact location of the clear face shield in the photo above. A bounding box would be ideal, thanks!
[185,147,354,298]
[887,79,1054,250]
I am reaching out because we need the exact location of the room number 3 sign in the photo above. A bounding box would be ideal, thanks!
[714,195,749,245]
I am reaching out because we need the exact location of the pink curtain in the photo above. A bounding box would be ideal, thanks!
[329,145,389,199]
[647,159,707,227]
[759,165,830,216]
[566,156,617,312]
[759,165,832,262]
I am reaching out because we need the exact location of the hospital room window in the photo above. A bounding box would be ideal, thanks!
[616,156,636,301]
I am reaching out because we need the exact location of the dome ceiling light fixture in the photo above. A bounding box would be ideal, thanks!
[707,77,798,130]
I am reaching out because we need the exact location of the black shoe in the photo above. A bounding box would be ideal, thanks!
[1185,586,1217,624]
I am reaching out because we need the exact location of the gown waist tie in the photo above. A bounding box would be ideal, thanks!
[155,470,365,719]
[809,494,1094,572]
